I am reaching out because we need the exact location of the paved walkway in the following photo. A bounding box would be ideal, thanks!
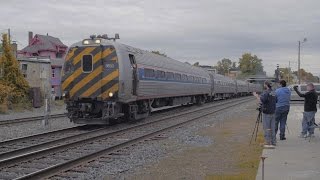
[256,104,320,180]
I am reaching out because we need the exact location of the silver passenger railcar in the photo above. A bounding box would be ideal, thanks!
[62,36,260,125]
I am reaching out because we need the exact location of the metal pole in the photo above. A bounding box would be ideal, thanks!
[288,61,290,83]
[261,156,267,180]
[298,41,301,84]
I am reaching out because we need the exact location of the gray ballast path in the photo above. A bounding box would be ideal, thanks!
[256,105,320,180]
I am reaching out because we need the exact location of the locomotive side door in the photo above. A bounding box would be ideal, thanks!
[129,54,138,96]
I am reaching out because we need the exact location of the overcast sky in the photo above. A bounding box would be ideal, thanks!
[1,0,319,76]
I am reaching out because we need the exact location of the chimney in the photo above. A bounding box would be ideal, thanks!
[28,31,33,45]
[11,41,18,58]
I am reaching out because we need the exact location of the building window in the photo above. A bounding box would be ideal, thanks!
[52,67,55,78]
[56,52,63,58]
[21,64,27,78]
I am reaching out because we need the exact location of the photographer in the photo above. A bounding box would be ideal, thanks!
[275,80,291,140]
[293,83,318,138]
[254,81,277,148]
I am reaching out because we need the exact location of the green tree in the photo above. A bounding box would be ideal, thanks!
[239,53,263,75]
[151,50,167,57]
[214,58,238,75]
[278,67,294,84]
[293,69,318,83]
[232,62,238,69]
[0,34,29,103]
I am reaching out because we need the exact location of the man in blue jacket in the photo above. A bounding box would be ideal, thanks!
[275,80,291,140]
[254,81,277,148]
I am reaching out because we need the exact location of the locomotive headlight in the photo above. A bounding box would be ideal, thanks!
[108,92,113,97]
[83,40,90,45]
[94,39,101,44]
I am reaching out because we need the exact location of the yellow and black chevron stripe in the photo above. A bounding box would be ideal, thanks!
[62,46,119,100]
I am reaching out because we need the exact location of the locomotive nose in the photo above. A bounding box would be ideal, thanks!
[62,45,119,100]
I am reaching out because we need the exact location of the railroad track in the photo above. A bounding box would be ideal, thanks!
[0,97,253,180]
[0,113,66,126]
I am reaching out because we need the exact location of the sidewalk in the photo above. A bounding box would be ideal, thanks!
[256,104,320,180]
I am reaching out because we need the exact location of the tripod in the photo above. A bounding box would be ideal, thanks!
[250,109,262,145]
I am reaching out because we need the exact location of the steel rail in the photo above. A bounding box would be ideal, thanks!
[0,113,66,126]
[13,98,253,180]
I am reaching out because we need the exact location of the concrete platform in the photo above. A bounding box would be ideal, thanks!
[256,104,320,180]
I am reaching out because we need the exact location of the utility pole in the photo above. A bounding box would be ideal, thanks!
[298,41,300,84]
[298,38,307,84]
[288,61,290,83]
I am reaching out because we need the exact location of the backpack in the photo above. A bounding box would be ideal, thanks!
[262,90,277,114]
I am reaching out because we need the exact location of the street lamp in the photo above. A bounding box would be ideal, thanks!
[298,38,307,84]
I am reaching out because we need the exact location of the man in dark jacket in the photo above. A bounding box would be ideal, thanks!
[254,81,277,148]
[293,83,318,138]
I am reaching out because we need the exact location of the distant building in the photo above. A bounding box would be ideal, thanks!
[51,59,64,98]
[19,32,67,58]
[18,32,67,99]
[199,65,217,74]
[17,57,51,96]
[227,69,240,79]
[247,75,275,88]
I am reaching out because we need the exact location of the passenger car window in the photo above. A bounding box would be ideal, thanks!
[144,68,155,78]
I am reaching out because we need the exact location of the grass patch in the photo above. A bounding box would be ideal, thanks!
[205,173,251,180]
[0,103,8,114]
[206,133,263,180]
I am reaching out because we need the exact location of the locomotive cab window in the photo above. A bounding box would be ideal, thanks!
[82,55,93,72]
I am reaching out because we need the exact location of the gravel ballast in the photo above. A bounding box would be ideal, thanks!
[74,100,256,180]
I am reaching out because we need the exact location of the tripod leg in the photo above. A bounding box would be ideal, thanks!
[255,111,262,141]
[250,120,259,145]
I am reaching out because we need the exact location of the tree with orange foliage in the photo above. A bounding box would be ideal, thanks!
[0,34,29,105]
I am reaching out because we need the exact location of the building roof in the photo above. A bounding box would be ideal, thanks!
[20,34,67,53]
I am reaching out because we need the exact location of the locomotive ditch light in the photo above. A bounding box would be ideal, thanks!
[108,92,113,97]
[83,40,90,45]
